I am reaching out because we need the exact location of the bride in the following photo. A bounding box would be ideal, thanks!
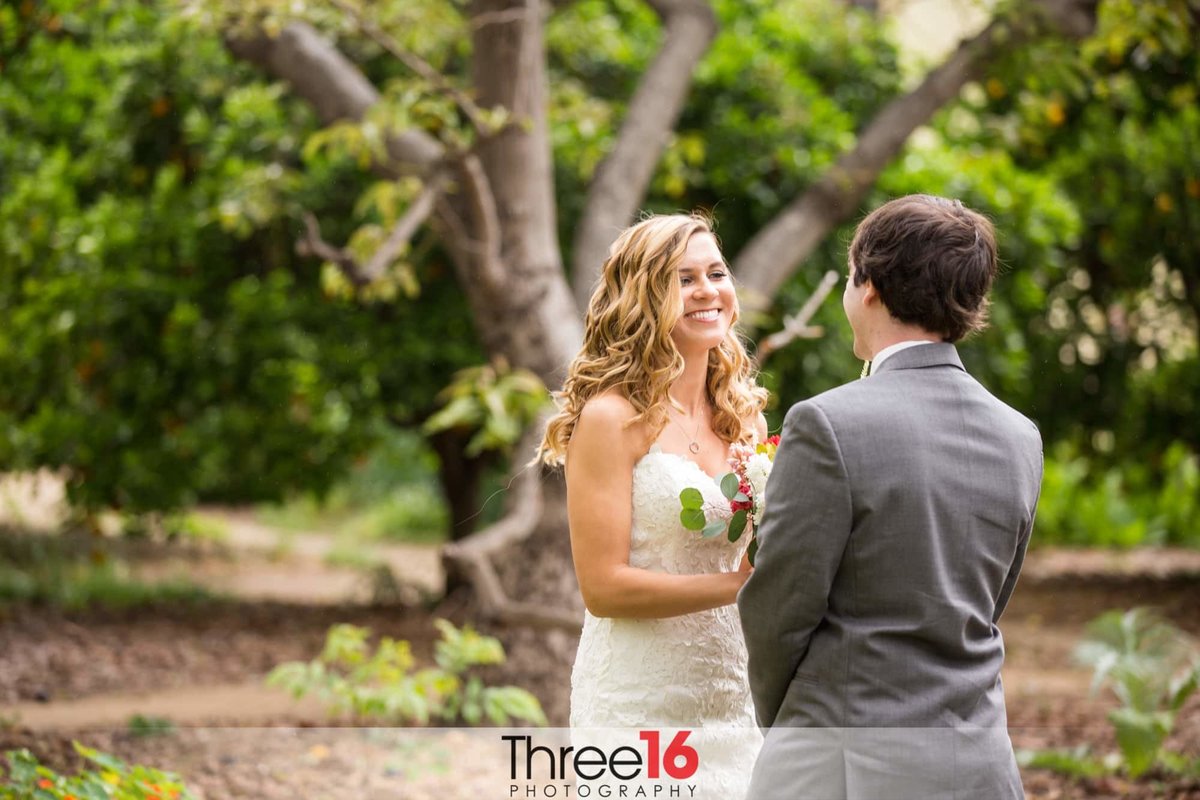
[538,213,767,796]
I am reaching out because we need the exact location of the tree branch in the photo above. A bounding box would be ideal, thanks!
[733,0,1099,309]
[441,423,582,632]
[297,173,444,286]
[756,270,841,362]
[325,0,498,139]
[297,212,358,278]
[224,22,444,177]
[456,153,507,290]
[361,174,446,281]
[570,0,718,307]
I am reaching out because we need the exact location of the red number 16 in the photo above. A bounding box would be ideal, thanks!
[638,730,699,779]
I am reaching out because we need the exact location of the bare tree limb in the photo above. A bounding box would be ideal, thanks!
[297,212,358,276]
[733,0,1099,309]
[297,173,445,285]
[441,423,582,632]
[570,0,718,307]
[360,174,446,281]
[756,270,841,362]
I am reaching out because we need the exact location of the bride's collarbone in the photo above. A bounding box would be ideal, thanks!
[645,437,729,481]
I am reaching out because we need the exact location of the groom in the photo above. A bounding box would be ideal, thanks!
[738,195,1043,799]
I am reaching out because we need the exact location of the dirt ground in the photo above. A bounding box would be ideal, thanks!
[1,530,1198,798]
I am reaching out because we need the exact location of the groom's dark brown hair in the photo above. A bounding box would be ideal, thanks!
[849,194,997,342]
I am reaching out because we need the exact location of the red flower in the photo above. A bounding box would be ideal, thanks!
[37,778,53,789]
[767,435,780,446]
[730,480,753,512]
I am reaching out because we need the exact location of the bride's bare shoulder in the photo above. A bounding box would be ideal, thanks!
[571,392,651,461]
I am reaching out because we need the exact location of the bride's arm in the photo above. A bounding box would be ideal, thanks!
[566,394,747,619]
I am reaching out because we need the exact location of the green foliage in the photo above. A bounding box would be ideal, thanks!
[1,742,196,800]
[1074,608,1200,777]
[943,0,1200,462]
[1015,745,1111,778]
[422,360,549,458]
[0,0,481,514]
[266,621,547,726]
[548,0,903,269]
[127,715,175,738]
[1033,442,1200,547]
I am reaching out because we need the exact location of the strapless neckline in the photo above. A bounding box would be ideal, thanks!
[635,443,726,482]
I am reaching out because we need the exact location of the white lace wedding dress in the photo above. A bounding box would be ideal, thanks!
[570,444,762,798]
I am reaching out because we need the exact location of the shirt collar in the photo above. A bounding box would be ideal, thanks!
[869,340,939,376]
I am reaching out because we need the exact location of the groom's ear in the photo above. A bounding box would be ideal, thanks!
[861,279,880,307]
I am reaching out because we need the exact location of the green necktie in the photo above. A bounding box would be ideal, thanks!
[860,360,871,379]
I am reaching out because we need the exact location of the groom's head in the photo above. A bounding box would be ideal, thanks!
[846,195,997,352]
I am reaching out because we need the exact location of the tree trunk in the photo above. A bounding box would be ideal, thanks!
[427,429,488,543]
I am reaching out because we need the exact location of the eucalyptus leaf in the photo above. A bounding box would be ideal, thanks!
[679,487,704,510]
[680,507,707,531]
[701,519,726,539]
[748,537,759,567]
[720,473,741,499]
[728,509,748,542]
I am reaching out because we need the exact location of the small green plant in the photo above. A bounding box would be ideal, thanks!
[127,714,175,738]
[1074,608,1200,778]
[1015,745,1109,779]
[266,620,547,726]
[0,742,196,799]
[422,358,548,457]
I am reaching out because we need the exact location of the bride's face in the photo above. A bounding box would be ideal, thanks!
[670,233,736,353]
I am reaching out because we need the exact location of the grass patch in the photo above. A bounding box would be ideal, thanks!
[323,539,385,571]
[257,428,449,545]
[0,532,213,610]
[1017,746,1112,778]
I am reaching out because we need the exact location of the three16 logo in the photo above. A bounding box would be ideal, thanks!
[504,730,699,781]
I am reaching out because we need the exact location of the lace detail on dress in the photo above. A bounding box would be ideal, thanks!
[569,445,761,797]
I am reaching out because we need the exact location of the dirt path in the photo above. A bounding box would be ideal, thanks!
[188,508,444,599]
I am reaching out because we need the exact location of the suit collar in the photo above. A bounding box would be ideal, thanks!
[872,341,964,374]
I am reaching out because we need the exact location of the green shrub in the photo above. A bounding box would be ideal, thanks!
[267,620,547,726]
[1,742,196,800]
[1033,443,1200,548]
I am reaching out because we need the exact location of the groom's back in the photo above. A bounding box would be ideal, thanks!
[790,343,1042,729]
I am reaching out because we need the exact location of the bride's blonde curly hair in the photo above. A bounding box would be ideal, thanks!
[538,213,767,467]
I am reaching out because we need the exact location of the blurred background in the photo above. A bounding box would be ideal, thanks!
[0,0,1197,796]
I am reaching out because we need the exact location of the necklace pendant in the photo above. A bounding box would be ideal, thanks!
[688,441,701,454]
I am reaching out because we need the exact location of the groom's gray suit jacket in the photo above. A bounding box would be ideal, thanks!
[737,343,1042,799]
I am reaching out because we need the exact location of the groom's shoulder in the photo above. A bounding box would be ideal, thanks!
[780,380,875,430]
